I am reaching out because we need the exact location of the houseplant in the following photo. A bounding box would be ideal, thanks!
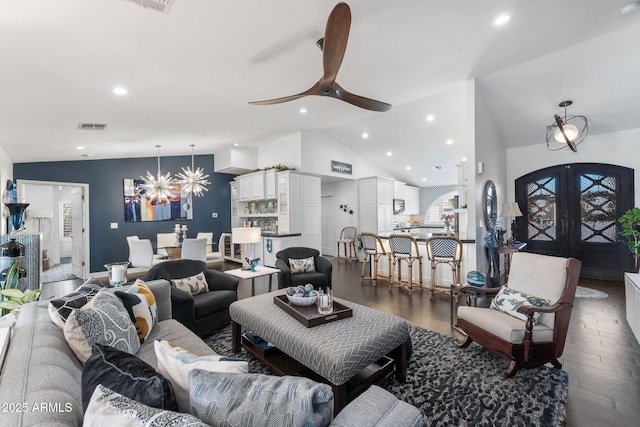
[356,233,365,262]
[0,259,40,316]
[618,207,640,272]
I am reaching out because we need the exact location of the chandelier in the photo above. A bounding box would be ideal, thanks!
[546,100,588,152]
[175,144,210,197]
[141,145,174,203]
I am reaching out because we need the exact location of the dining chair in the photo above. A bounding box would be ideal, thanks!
[196,232,222,260]
[181,238,207,262]
[360,232,391,286]
[156,232,176,257]
[129,239,163,268]
[337,226,358,261]
[425,236,463,300]
[388,233,423,296]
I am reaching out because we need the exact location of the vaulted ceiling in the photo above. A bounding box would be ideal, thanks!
[2,0,639,186]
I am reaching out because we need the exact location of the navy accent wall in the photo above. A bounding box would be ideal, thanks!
[14,155,235,273]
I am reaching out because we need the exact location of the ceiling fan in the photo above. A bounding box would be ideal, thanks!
[249,2,392,112]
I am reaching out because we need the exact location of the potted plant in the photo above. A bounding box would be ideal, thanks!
[0,259,40,316]
[356,233,366,262]
[618,207,640,272]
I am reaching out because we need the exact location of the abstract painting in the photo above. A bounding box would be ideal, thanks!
[124,179,192,222]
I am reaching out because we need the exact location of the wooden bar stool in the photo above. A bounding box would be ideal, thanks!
[360,232,391,286]
[388,233,423,295]
[337,226,357,261]
[425,236,462,300]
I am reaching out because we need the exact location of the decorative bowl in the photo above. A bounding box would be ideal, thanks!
[286,294,318,306]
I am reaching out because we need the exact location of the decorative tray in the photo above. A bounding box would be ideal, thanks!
[273,295,353,328]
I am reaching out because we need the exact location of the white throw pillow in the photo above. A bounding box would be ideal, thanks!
[64,290,140,364]
[154,339,249,412]
[289,257,316,274]
[490,286,550,325]
[172,272,208,296]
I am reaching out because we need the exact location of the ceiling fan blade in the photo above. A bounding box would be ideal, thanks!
[320,2,351,86]
[248,84,318,106]
[554,114,577,152]
[334,82,393,112]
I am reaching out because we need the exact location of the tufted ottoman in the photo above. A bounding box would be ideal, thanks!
[230,290,410,414]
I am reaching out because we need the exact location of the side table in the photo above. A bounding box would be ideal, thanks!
[497,242,527,284]
[224,265,280,296]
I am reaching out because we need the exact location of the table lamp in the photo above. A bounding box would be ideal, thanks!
[232,226,262,270]
[500,202,523,243]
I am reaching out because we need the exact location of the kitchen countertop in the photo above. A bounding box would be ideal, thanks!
[380,231,475,244]
[260,232,302,238]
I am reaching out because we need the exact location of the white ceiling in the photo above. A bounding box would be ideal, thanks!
[2,0,640,186]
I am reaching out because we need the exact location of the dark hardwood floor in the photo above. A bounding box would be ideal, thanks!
[228,259,640,427]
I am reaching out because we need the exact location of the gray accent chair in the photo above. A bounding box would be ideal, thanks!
[275,247,333,290]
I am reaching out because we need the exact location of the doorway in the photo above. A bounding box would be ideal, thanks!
[515,163,634,280]
[17,180,90,281]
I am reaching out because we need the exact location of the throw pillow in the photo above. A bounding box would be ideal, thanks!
[172,272,208,296]
[85,385,209,427]
[115,279,157,344]
[189,369,334,427]
[64,289,140,364]
[154,339,249,412]
[289,256,316,274]
[490,286,550,324]
[48,277,104,328]
[81,343,177,413]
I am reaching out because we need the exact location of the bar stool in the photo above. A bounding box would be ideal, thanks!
[360,232,391,286]
[337,226,357,261]
[388,233,423,295]
[425,236,462,300]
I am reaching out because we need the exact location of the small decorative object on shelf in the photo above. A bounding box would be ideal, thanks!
[5,203,30,234]
[245,257,260,272]
[104,262,129,287]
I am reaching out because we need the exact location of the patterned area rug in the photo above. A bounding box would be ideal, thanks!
[575,285,608,298]
[205,324,568,426]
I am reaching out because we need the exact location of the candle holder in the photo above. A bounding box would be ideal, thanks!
[181,227,188,242]
[104,261,130,287]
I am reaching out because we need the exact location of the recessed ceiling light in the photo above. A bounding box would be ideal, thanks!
[76,146,85,150]
[446,139,453,145]
[386,151,392,156]
[406,166,411,170]
[299,108,307,113]
[461,158,467,162]
[422,178,427,182]
[494,14,511,26]
[426,115,434,122]
[234,143,240,146]
[362,132,369,139]
[113,87,128,95]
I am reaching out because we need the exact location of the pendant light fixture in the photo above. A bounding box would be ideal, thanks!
[546,100,588,152]
[141,145,174,202]
[176,144,210,197]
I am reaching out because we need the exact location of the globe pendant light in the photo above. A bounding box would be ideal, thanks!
[141,145,174,202]
[176,144,210,197]
[546,100,588,152]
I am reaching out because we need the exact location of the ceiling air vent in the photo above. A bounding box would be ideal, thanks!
[122,0,175,14]
[432,165,444,171]
[78,123,108,130]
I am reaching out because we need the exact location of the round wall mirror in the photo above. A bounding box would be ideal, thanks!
[483,180,498,230]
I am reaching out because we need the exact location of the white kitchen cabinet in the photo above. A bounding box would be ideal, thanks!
[229,181,240,228]
[625,273,640,344]
[262,235,302,267]
[236,175,250,201]
[249,171,265,200]
[393,181,406,200]
[359,177,394,234]
[404,185,420,215]
[265,169,277,199]
[277,171,301,234]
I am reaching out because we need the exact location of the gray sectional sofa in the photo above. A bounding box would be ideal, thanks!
[0,279,423,426]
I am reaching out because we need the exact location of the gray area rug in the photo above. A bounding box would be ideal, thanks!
[575,285,608,298]
[205,324,568,426]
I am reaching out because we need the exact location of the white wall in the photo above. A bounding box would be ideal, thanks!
[506,127,640,205]
[258,132,303,170]
[321,180,359,256]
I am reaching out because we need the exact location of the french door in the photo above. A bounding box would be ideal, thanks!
[515,163,634,280]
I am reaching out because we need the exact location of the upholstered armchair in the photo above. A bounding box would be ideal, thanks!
[275,247,333,290]
[143,259,239,337]
[455,252,581,378]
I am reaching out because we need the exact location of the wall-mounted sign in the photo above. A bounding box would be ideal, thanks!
[331,160,352,175]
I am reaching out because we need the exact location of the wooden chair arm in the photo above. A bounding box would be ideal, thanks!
[516,302,573,317]
[453,284,500,295]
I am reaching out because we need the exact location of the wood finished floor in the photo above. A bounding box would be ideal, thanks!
[227,259,640,427]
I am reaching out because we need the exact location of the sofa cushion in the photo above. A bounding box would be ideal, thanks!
[154,339,248,412]
[490,286,550,325]
[115,281,157,344]
[173,271,208,295]
[289,256,316,273]
[64,290,140,364]
[85,385,208,427]
[189,369,334,427]
[48,277,104,328]
[81,343,177,413]
[193,289,237,318]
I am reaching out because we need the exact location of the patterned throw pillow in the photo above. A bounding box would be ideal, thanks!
[84,385,209,427]
[189,369,334,427]
[289,257,316,274]
[81,344,177,413]
[490,286,550,325]
[172,272,208,296]
[64,289,140,364]
[48,277,104,328]
[154,339,249,412]
[115,279,158,343]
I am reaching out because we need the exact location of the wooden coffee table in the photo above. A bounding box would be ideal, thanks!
[229,291,410,415]
[224,265,280,296]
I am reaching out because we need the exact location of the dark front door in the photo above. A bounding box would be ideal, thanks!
[515,163,634,280]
